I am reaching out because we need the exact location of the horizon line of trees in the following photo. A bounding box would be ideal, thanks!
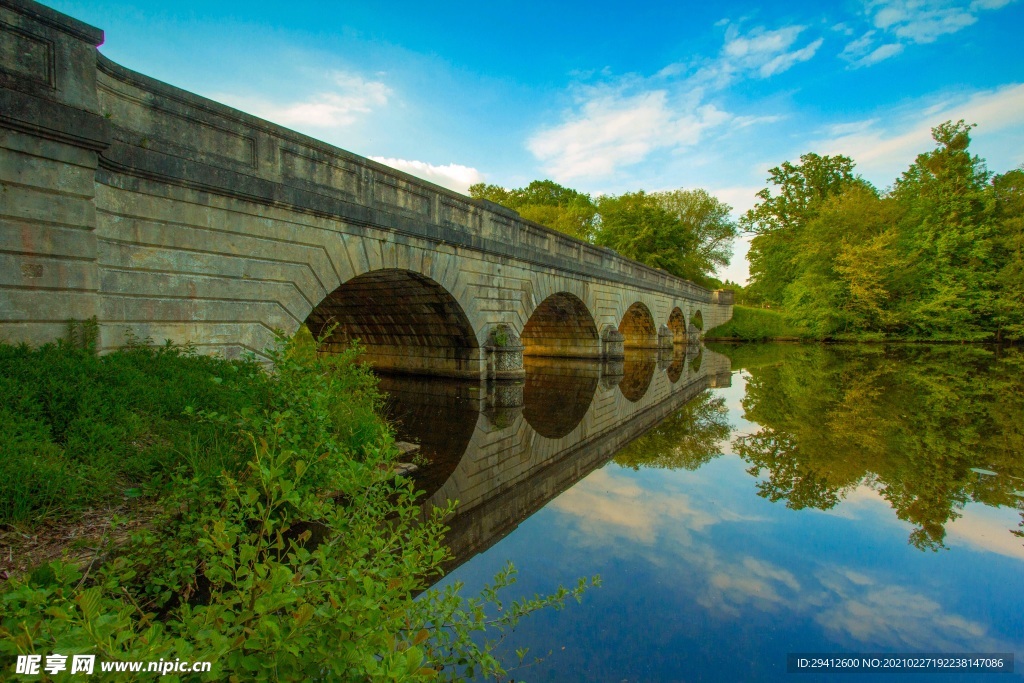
[740,120,1023,341]
[469,180,738,288]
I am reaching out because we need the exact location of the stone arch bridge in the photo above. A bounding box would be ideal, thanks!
[0,0,733,379]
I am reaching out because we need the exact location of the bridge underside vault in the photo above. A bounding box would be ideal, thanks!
[306,270,481,378]
[668,308,687,345]
[521,293,601,359]
[619,302,659,349]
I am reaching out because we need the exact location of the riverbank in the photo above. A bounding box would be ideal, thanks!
[0,332,589,680]
[704,305,812,341]
[706,305,1020,343]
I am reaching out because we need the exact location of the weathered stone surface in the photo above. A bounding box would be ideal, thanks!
[0,0,733,375]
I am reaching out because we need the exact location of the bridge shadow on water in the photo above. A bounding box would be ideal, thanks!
[377,345,731,574]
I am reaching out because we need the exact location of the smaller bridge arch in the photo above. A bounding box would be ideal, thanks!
[522,292,601,359]
[619,302,659,349]
[689,309,704,340]
[668,307,687,345]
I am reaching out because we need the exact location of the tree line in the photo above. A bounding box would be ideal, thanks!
[741,120,1023,341]
[469,180,738,288]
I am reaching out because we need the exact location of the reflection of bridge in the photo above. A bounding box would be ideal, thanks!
[1,1,732,379]
[381,348,732,569]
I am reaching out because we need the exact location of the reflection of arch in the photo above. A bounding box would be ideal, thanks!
[377,375,478,498]
[619,302,658,348]
[306,269,479,377]
[668,308,687,345]
[522,293,600,358]
[690,348,703,373]
[666,349,685,384]
[523,358,599,438]
[619,350,657,402]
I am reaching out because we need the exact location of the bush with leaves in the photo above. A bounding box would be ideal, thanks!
[1,335,597,681]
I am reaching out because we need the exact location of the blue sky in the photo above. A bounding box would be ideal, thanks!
[47,0,1024,283]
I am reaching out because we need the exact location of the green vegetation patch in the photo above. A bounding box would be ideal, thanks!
[0,334,596,680]
[0,337,270,525]
[704,305,812,341]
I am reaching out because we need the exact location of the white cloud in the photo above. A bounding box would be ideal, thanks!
[842,0,1016,66]
[702,24,824,85]
[219,70,391,129]
[528,89,731,180]
[369,157,485,194]
[813,82,1024,185]
[526,22,818,182]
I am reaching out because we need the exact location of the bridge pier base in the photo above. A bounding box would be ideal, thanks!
[601,325,625,360]
[485,324,525,380]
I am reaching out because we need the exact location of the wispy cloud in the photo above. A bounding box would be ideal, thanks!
[527,22,819,182]
[812,82,1024,183]
[528,89,729,180]
[718,24,823,79]
[841,0,1017,66]
[369,157,485,194]
[219,70,392,129]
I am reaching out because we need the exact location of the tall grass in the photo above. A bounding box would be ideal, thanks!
[0,338,270,525]
[704,305,812,341]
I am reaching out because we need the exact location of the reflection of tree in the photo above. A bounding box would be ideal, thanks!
[614,391,730,471]
[727,344,1024,551]
[735,429,845,510]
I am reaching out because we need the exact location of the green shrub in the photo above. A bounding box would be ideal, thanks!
[0,335,596,680]
[704,305,812,341]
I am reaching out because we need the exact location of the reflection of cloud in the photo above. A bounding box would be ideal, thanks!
[815,567,996,650]
[698,556,801,617]
[946,503,1024,560]
[550,468,741,545]
[548,463,1014,652]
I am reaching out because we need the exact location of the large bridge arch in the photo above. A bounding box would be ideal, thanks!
[306,268,482,378]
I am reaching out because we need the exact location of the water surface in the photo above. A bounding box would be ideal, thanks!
[381,344,1024,682]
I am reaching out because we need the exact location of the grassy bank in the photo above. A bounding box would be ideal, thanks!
[705,305,812,341]
[0,333,592,681]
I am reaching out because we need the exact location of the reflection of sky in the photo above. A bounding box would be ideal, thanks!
[437,372,1024,683]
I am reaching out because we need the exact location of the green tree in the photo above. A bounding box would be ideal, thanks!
[891,120,997,337]
[594,191,701,280]
[990,167,1024,340]
[470,179,598,242]
[741,153,861,306]
[651,189,738,284]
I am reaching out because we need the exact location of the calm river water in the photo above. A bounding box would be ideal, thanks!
[381,343,1024,682]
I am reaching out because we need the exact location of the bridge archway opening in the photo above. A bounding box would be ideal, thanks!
[690,310,704,340]
[305,269,480,378]
[619,302,658,348]
[522,293,600,358]
[668,307,687,345]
